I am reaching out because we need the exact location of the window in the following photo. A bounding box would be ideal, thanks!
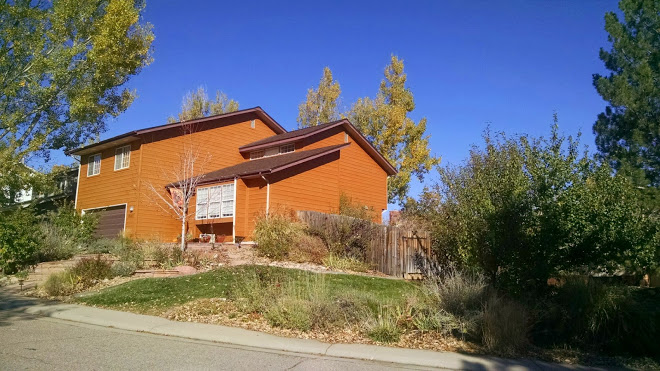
[196,183,234,219]
[344,133,349,143]
[264,147,279,157]
[114,145,131,170]
[250,150,264,160]
[250,119,256,129]
[87,154,101,176]
[250,144,294,160]
[280,143,295,154]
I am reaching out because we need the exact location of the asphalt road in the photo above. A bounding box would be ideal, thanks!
[0,312,433,371]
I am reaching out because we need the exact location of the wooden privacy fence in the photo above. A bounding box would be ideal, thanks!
[297,210,431,278]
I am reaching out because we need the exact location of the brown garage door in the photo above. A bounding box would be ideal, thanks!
[86,205,126,239]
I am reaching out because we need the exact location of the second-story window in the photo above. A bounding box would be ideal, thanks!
[280,143,295,154]
[114,145,131,170]
[250,150,265,160]
[87,154,101,176]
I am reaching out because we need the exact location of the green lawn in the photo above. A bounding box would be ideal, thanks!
[76,265,416,315]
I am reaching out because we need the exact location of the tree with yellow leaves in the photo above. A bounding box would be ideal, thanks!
[168,87,239,123]
[297,67,341,128]
[347,56,439,204]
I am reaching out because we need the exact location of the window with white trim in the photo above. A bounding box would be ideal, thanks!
[87,154,101,176]
[196,183,234,219]
[280,143,295,154]
[114,145,131,170]
[250,150,265,160]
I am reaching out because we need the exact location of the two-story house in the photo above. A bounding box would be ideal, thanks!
[68,107,396,242]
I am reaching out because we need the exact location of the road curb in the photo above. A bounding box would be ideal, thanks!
[10,296,604,371]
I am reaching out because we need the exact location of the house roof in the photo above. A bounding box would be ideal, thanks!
[169,143,350,187]
[239,119,397,175]
[66,107,286,156]
[238,120,344,150]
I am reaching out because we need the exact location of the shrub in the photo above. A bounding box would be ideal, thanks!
[534,277,660,356]
[308,215,376,261]
[110,237,145,268]
[265,297,313,331]
[253,210,305,260]
[111,261,137,277]
[148,243,183,269]
[70,256,113,287]
[46,202,97,248]
[412,270,487,340]
[411,125,659,296]
[35,221,78,262]
[86,238,116,254]
[339,193,375,221]
[0,208,40,274]
[482,295,529,355]
[43,270,78,296]
[288,234,328,264]
[421,270,487,317]
[365,306,401,343]
[322,254,371,272]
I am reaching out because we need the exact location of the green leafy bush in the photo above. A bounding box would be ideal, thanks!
[409,123,659,296]
[47,202,98,247]
[0,208,40,274]
[253,210,305,260]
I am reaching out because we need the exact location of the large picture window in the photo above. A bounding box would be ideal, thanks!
[196,183,234,220]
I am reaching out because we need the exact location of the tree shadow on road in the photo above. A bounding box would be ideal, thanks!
[0,287,63,327]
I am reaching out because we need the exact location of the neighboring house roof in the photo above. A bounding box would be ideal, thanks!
[169,143,350,188]
[67,107,286,156]
[239,119,397,176]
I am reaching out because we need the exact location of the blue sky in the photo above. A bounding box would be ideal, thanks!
[59,0,619,202]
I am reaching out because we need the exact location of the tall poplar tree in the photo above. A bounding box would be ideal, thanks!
[297,67,341,128]
[593,0,660,192]
[0,0,154,199]
[168,87,239,123]
[347,56,439,204]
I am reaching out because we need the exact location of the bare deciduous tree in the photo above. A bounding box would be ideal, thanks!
[145,122,210,251]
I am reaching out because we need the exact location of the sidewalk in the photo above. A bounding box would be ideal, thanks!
[0,288,606,371]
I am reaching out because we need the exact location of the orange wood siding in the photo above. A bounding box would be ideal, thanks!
[243,178,268,240]
[268,152,340,216]
[76,116,278,241]
[135,118,277,241]
[297,127,388,222]
[76,141,141,237]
